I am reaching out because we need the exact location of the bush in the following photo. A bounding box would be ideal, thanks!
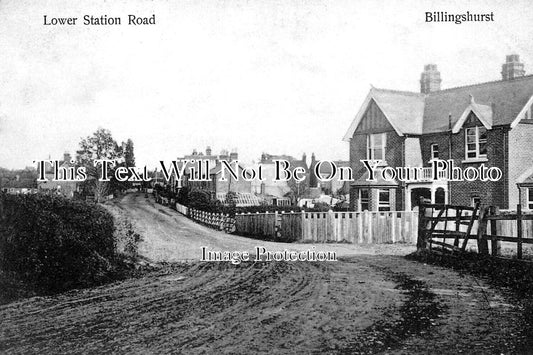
[0,193,122,293]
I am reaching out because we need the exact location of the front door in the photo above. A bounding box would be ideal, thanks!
[410,187,431,210]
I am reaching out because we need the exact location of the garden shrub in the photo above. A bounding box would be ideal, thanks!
[0,193,122,293]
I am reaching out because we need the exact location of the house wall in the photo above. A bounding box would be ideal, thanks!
[38,178,77,198]
[404,137,422,166]
[419,119,508,208]
[214,171,252,194]
[509,122,533,209]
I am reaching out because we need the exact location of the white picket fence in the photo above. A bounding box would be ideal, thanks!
[235,210,418,244]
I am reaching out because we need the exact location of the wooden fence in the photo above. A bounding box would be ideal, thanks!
[478,205,533,259]
[235,212,278,239]
[419,202,533,260]
[235,210,418,244]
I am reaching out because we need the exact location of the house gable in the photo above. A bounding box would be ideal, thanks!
[452,97,493,133]
[462,112,486,130]
[511,94,533,127]
[354,99,395,135]
[343,88,425,141]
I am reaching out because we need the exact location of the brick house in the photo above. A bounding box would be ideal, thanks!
[252,153,310,200]
[180,148,257,205]
[344,54,533,211]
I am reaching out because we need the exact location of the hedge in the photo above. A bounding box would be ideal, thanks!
[0,193,122,293]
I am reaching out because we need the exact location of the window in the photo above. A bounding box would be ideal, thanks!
[528,188,533,209]
[359,189,369,211]
[367,133,386,161]
[471,196,481,207]
[465,126,487,159]
[377,189,391,211]
[430,144,439,160]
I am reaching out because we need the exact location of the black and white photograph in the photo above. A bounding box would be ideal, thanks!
[1,0,533,353]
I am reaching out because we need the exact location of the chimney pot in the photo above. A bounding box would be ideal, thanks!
[420,64,441,94]
[502,54,525,80]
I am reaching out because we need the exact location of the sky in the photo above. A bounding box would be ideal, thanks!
[0,0,532,170]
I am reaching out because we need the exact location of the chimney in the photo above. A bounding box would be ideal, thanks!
[219,149,229,161]
[206,146,212,156]
[229,149,238,161]
[63,152,71,163]
[502,54,525,80]
[420,64,441,94]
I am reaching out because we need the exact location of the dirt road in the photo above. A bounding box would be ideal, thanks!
[0,193,527,354]
[110,193,415,262]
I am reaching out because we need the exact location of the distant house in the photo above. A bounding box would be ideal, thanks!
[38,152,79,198]
[344,54,533,211]
[180,147,257,205]
[309,155,350,196]
[0,167,38,194]
[252,153,310,201]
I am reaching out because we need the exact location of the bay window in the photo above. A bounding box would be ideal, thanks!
[377,189,391,211]
[359,189,369,211]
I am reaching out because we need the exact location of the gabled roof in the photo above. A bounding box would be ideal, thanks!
[343,88,425,140]
[451,96,493,133]
[423,75,533,133]
[344,75,533,139]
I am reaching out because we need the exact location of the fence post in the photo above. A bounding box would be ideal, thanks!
[517,204,523,260]
[476,207,489,255]
[300,210,306,241]
[489,206,500,256]
[417,199,426,250]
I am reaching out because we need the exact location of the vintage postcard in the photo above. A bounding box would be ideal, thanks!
[1,0,533,353]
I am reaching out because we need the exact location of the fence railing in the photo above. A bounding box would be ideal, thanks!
[478,205,533,259]
[418,202,533,260]
[175,202,235,233]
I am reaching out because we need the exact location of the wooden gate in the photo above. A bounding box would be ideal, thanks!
[418,201,480,252]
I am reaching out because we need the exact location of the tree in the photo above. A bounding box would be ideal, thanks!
[76,128,124,202]
[77,128,122,163]
[177,186,191,205]
[124,139,135,168]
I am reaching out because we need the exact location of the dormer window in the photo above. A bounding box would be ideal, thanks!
[465,126,487,159]
[367,133,386,161]
[430,144,439,160]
